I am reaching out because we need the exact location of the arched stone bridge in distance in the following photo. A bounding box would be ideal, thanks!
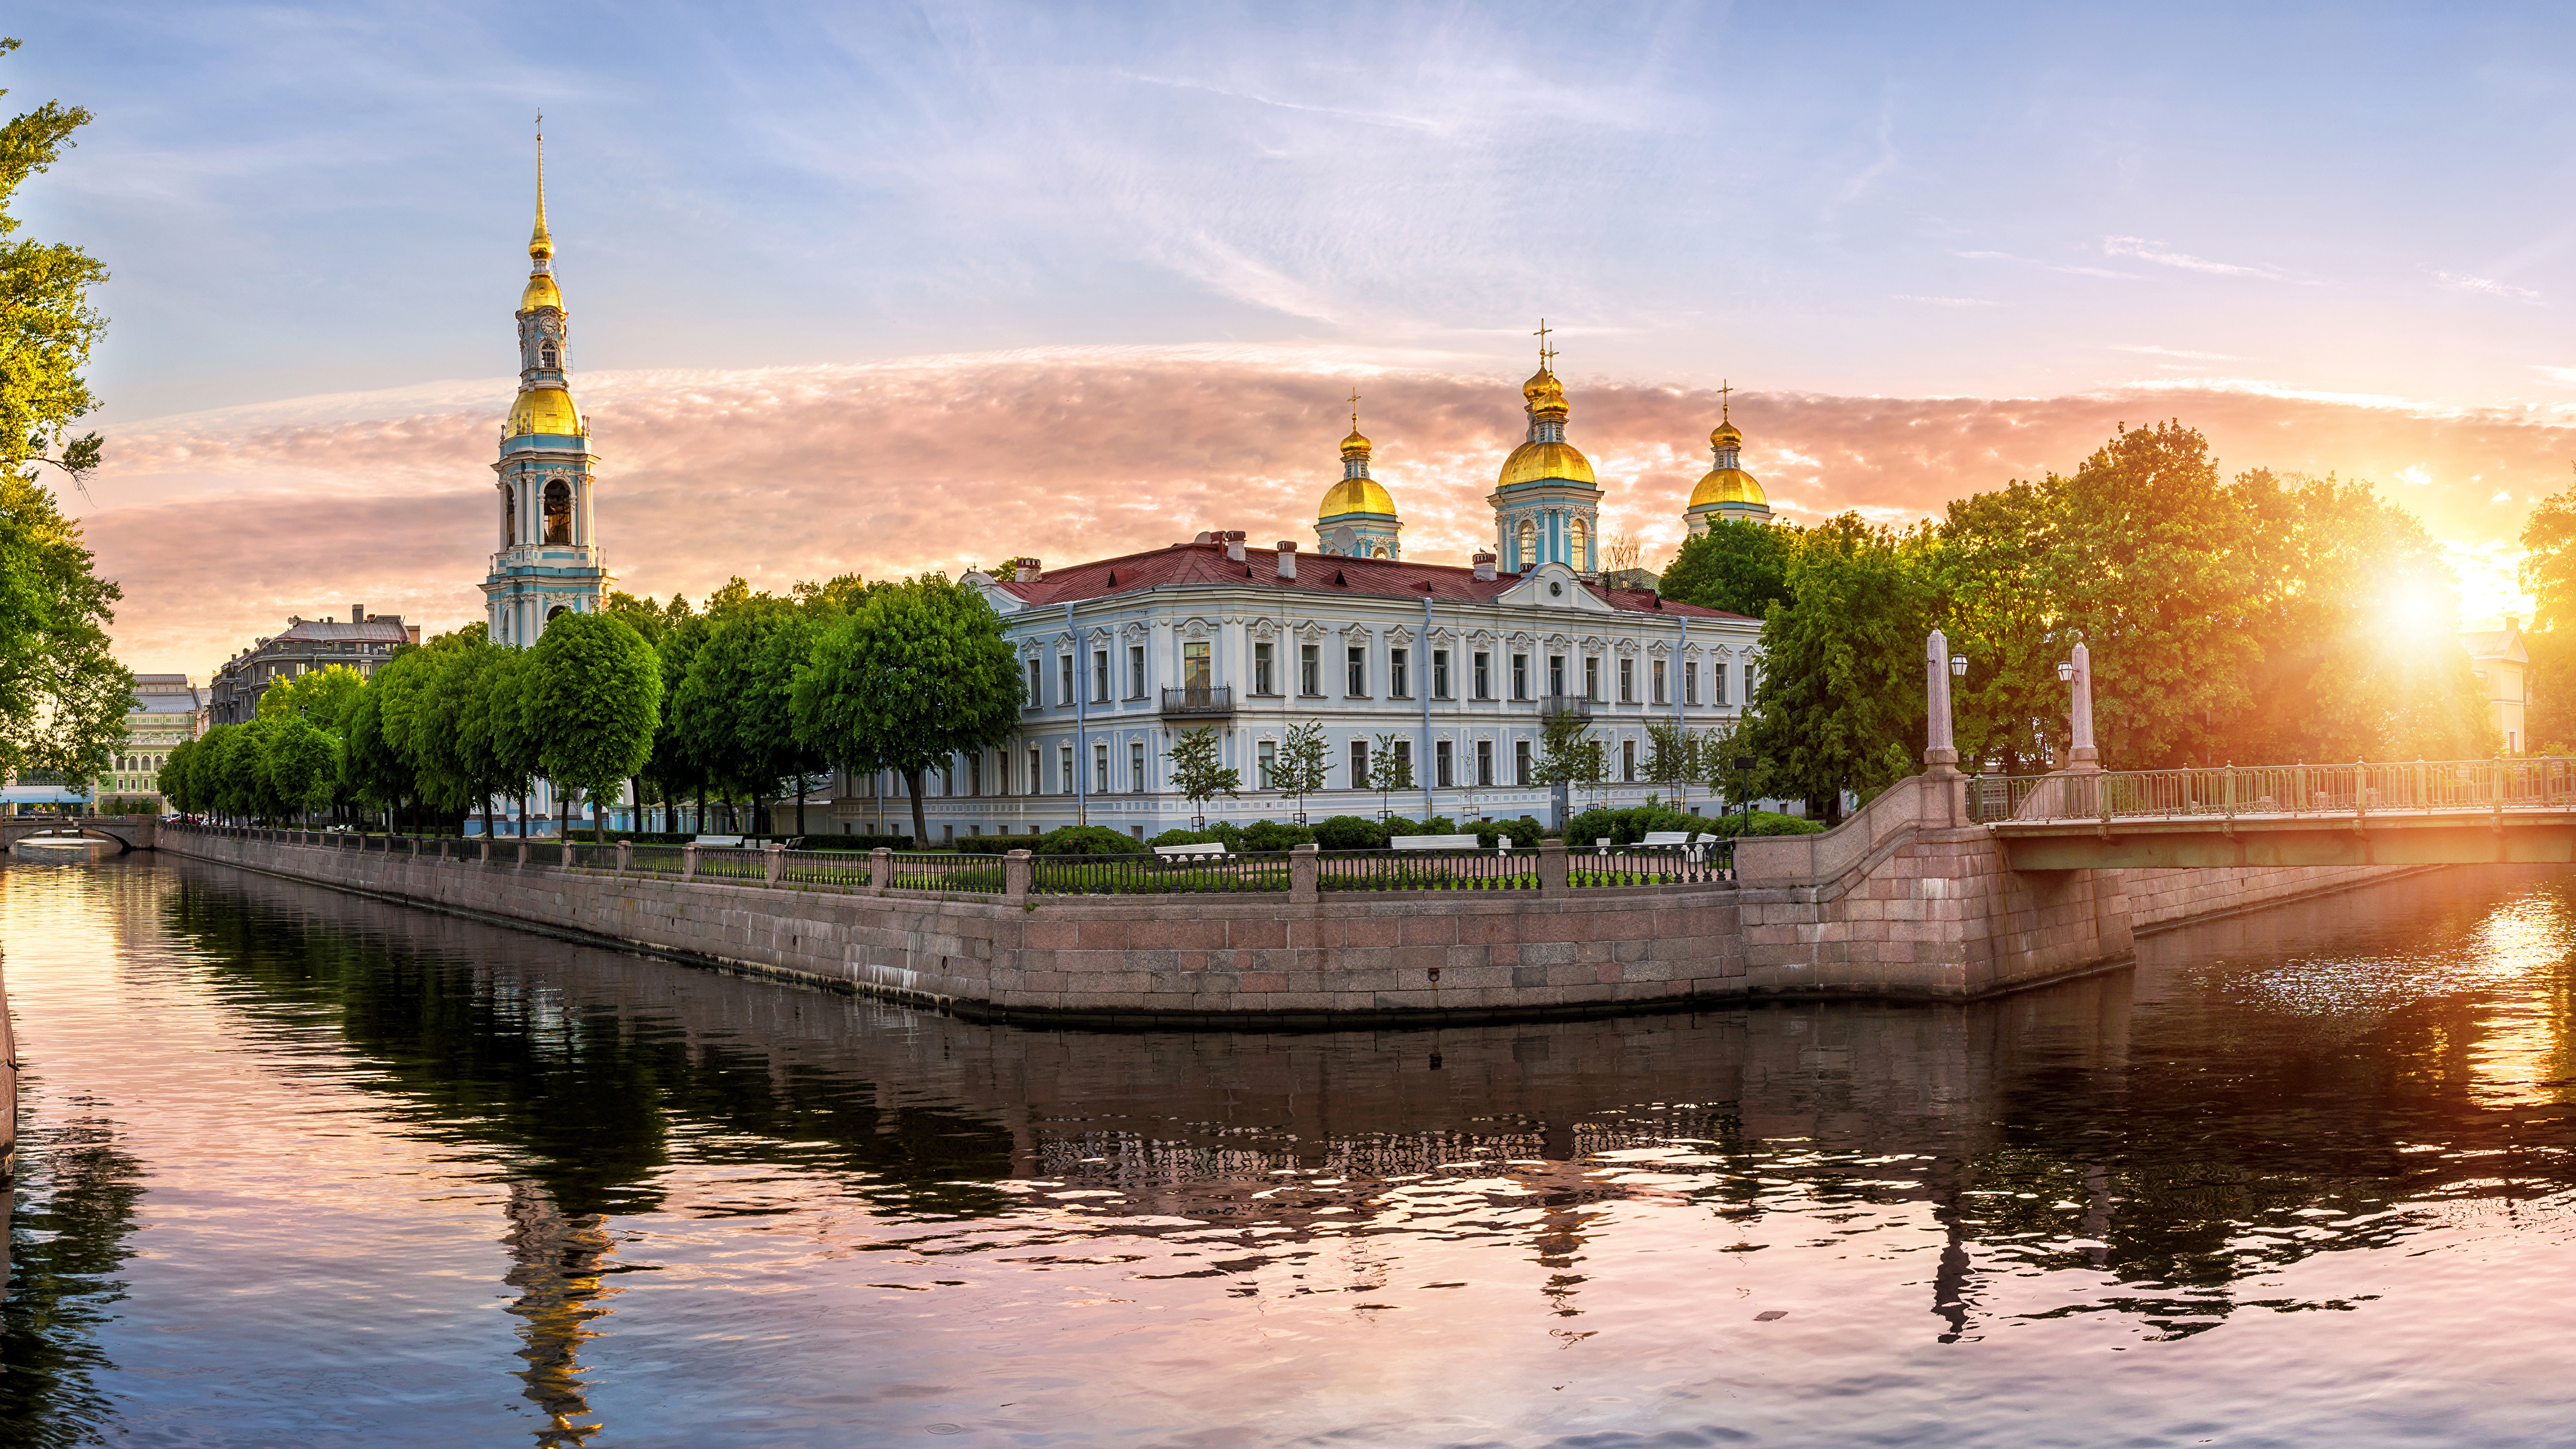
[1974,758,2576,871]
[3,816,158,855]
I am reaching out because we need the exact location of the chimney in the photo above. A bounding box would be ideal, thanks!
[1472,551,1496,582]
[2508,612,2522,634]
[1224,531,1246,564]
[406,625,421,646]
[1276,541,1298,579]
[1012,556,1042,582]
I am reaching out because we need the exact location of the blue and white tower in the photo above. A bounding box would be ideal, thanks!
[482,131,610,647]
[1486,331,1601,574]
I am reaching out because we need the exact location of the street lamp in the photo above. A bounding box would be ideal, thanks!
[2057,642,2099,770]
[1733,754,1756,831]
[1951,653,1970,680]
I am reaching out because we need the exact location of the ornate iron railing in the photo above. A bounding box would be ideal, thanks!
[1566,839,1734,888]
[1316,848,1540,892]
[1972,758,2576,825]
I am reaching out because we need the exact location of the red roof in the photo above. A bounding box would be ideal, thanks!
[993,541,1750,621]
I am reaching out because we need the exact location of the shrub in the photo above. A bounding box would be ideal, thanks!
[1035,824,1147,855]
[1387,815,1460,838]
[1499,815,1544,847]
[1698,808,1823,837]
[1314,814,1387,851]
[1241,820,1314,852]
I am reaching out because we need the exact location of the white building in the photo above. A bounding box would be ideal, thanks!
[821,364,1778,843]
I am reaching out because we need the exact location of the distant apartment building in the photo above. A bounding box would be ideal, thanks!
[2463,619,2530,755]
[209,604,421,727]
[101,674,206,810]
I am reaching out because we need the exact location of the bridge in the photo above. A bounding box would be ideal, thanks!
[3,816,158,855]
[1972,759,2576,870]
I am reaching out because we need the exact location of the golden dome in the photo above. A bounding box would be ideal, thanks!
[519,270,562,313]
[508,386,582,437]
[1341,428,1372,455]
[1521,368,1566,405]
[1320,477,1397,517]
[1498,440,1597,488]
[1711,421,1741,448]
[1689,467,1768,509]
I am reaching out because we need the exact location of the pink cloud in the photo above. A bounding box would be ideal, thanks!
[80,350,2576,674]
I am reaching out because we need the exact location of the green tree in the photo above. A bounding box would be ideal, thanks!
[527,612,663,842]
[260,711,339,822]
[1165,725,1239,826]
[0,42,125,789]
[789,575,1022,848]
[672,586,794,833]
[1270,720,1331,824]
[1366,731,1414,819]
[339,686,405,829]
[1643,721,1705,809]
[1933,479,2063,772]
[478,648,543,836]
[156,736,198,815]
[1658,518,1795,619]
[1746,514,1935,825]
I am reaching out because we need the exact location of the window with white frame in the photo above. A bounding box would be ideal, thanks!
[1092,649,1110,704]
[1254,641,1276,695]
[1027,747,1041,794]
[1026,657,1042,706]
[1130,741,1146,792]
[1585,657,1601,702]
[1472,650,1491,700]
[1094,742,1110,794]
[1349,737,1369,786]
[1128,645,1146,699]
[1059,655,1074,707]
[1346,645,1367,696]
[1389,647,1409,698]
[1436,739,1454,788]
[1743,661,1756,702]
[1514,739,1532,786]
[1432,649,1451,699]
[1477,738,1495,786]
[1060,745,1073,794]
[1619,657,1634,703]
[1652,658,1667,705]
[1621,738,1636,782]
[1511,653,1529,700]
[1258,739,1277,790]
[1684,661,1699,705]
[1300,643,1322,696]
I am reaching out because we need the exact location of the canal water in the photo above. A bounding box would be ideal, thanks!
[3,859,2571,1447]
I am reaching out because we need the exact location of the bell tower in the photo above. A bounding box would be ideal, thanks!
[481,124,611,647]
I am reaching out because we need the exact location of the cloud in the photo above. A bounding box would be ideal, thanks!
[77,346,2576,673]
[2111,344,2239,360]
[1893,295,1999,307]
[2436,270,2542,303]
[2102,235,2288,280]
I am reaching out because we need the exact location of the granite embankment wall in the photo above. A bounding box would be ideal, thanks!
[158,832,1745,1025]
[160,800,2441,1022]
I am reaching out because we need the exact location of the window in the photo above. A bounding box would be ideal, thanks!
[1515,739,1533,786]
[1390,648,1409,698]
[1477,739,1495,786]
[1512,653,1530,700]
[1254,641,1276,695]
[1517,517,1536,568]
[1258,739,1277,790]
[543,479,572,543]
[1393,739,1411,784]
[1472,651,1491,699]
[1128,645,1146,699]
[1060,745,1074,794]
[1743,661,1756,702]
[1300,643,1322,696]
[1432,649,1451,699]
[1436,739,1454,788]
[1095,742,1110,794]
[1619,657,1634,704]
[1130,741,1146,792]
[1570,516,1589,570]
[1550,655,1567,696]
[1652,659,1667,706]
[967,753,983,796]
[1028,747,1041,794]
[1182,640,1212,694]
[1027,657,1042,706]
[1059,655,1075,706]
[1346,646,1367,696]
[1622,739,1637,782]
[1350,738,1369,786]
[1586,657,1601,702]
[1684,661,1699,706]
[539,339,559,368]
[1093,649,1110,704]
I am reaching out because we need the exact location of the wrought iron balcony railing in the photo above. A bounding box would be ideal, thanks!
[1160,685,1235,719]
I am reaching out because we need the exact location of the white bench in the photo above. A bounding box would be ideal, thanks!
[1153,842,1228,859]
[1391,834,1483,851]
[692,834,746,848]
[1640,830,1704,848]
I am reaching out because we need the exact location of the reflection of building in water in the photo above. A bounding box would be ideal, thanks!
[502,1180,619,1447]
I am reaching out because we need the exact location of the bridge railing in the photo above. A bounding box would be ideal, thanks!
[1972,757,2576,825]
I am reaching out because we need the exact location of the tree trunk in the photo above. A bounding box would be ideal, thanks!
[696,782,706,837]
[795,777,807,839]
[482,792,494,841]
[559,784,574,841]
[905,768,928,849]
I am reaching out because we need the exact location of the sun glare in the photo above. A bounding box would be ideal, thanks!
[2374,578,2455,639]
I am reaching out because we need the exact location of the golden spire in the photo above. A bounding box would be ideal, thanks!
[1340,386,1371,455]
[1717,378,1732,424]
[529,114,553,262]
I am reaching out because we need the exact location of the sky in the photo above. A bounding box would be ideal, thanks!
[17,1,2576,672]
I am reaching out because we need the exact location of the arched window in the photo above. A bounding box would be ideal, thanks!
[503,482,517,546]
[1517,517,1536,568]
[1570,517,1589,570]
[1371,544,1388,559]
[543,479,572,544]
[546,604,569,623]
[539,339,559,369]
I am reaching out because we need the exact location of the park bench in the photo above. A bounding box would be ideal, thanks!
[1152,842,1228,859]
[1638,830,1704,848]
[1391,834,1483,851]
[692,834,747,849]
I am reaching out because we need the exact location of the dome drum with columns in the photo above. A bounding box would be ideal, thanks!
[1315,409,1402,559]
[1683,403,1773,534]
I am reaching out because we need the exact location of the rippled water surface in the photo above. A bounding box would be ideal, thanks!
[3,859,2573,1446]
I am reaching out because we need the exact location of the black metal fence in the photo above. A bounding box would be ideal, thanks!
[1028,851,1296,896]
[1317,848,1540,892]
[1566,840,1733,888]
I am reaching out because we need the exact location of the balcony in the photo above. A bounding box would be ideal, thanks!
[1160,685,1236,720]
[1540,693,1593,720]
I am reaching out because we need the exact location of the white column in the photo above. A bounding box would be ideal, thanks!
[1925,629,1957,770]
[2069,642,2099,770]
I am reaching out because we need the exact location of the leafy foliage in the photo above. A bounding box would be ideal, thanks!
[1746,514,1935,823]
[529,612,663,841]
[1658,518,1794,619]
[1165,725,1239,821]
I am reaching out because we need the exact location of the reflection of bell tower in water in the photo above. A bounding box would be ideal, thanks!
[482,125,611,648]
[502,1179,619,1447]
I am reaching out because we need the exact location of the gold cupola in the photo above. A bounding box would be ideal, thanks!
[1317,390,1401,558]
[1497,364,1595,488]
[1684,388,1772,532]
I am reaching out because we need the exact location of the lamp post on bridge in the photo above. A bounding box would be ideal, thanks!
[2055,642,2100,773]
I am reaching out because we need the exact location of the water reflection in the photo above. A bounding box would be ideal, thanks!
[1,859,2571,1446]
